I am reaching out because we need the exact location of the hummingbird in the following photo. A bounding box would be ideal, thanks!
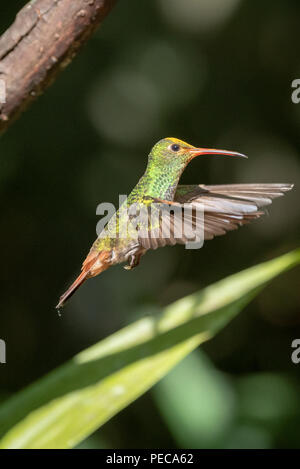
[56,137,293,309]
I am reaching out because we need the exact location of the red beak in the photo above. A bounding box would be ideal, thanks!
[189,147,247,159]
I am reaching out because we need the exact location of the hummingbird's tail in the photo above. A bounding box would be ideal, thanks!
[56,250,111,309]
[56,270,89,310]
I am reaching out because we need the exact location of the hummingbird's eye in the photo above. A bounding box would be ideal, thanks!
[170,143,180,152]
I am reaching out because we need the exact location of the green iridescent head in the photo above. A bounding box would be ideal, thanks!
[148,137,246,169]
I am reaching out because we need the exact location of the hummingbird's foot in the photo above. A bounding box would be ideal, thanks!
[124,253,142,270]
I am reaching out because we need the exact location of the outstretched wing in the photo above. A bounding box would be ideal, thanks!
[175,183,293,207]
[137,183,293,249]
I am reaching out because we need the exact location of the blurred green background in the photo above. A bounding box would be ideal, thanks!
[0,0,300,449]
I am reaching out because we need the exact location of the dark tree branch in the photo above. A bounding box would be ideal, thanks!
[0,0,117,134]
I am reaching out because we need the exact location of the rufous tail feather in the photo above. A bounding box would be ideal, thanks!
[56,250,111,309]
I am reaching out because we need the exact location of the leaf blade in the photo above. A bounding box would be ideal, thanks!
[0,248,299,449]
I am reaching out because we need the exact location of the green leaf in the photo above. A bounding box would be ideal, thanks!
[0,248,299,449]
[153,350,235,448]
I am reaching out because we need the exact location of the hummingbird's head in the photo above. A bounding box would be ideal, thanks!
[149,137,247,168]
